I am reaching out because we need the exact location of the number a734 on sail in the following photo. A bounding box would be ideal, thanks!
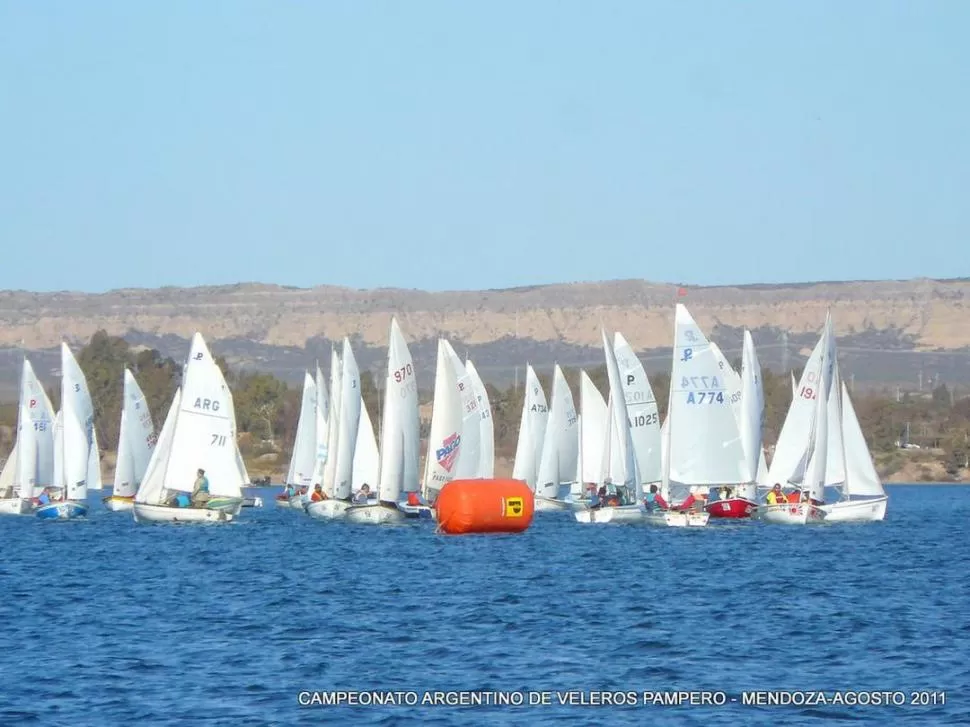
[132,332,248,523]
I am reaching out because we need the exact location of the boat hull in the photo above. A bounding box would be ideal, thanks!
[35,501,88,520]
[305,499,352,520]
[133,503,235,523]
[535,496,571,512]
[819,496,887,523]
[574,505,643,524]
[241,496,263,508]
[398,503,436,519]
[705,497,758,519]
[644,510,710,527]
[0,498,32,516]
[344,503,407,525]
[102,495,134,512]
[759,503,826,525]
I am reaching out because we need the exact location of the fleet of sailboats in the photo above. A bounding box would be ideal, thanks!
[0,308,896,528]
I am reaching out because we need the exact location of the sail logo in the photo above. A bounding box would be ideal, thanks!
[436,433,461,472]
[29,398,37,408]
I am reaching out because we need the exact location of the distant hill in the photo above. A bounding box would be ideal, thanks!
[2,277,969,399]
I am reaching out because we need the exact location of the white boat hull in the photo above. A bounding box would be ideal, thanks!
[818,496,887,523]
[344,503,407,525]
[535,496,571,512]
[102,496,134,512]
[241,496,263,508]
[133,503,236,523]
[759,503,826,525]
[643,510,711,527]
[305,499,352,520]
[574,505,643,524]
[0,498,32,516]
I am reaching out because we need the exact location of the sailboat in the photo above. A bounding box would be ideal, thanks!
[0,359,55,515]
[103,370,157,511]
[575,331,642,523]
[465,360,495,479]
[132,332,247,523]
[652,306,752,527]
[510,364,548,492]
[346,317,421,524]
[761,315,835,525]
[351,400,380,494]
[703,333,763,518]
[819,385,888,522]
[307,338,361,520]
[534,364,579,511]
[613,332,662,497]
[37,343,97,519]
[420,340,465,504]
[280,372,318,507]
[446,342,483,481]
[569,370,607,509]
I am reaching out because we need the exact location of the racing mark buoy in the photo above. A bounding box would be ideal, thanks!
[434,479,534,534]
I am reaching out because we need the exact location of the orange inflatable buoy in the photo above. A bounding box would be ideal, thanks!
[434,479,535,534]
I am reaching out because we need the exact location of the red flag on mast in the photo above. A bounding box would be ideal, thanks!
[677,286,688,297]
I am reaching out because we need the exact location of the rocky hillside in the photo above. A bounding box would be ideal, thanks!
[2,277,969,397]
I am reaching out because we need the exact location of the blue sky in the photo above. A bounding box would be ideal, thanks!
[1,1,968,293]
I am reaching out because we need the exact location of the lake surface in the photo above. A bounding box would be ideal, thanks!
[1,485,967,726]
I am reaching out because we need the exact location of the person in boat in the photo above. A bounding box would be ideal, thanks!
[674,487,707,512]
[406,491,423,507]
[643,484,669,511]
[353,483,372,504]
[590,485,608,509]
[786,487,802,504]
[37,488,51,506]
[766,483,786,506]
[191,468,211,507]
[309,483,325,502]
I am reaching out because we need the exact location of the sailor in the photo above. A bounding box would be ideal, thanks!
[353,483,371,504]
[310,483,325,502]
[191,468,211,506]
[766,483,786,506]
[643,484,669,511]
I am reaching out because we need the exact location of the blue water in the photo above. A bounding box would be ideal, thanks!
[1,485,967,726]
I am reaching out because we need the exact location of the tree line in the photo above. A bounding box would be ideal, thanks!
[1,331,968,477]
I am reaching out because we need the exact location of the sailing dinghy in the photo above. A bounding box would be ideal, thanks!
[575,331,642,524]
[0,359,55,515]
[307,338,361,520]
[132,333,246,523]
[761,315,835,525]
[534,364,578,511]
[104,370,157,511]
[37,343,96,519]
[346,317,422,524]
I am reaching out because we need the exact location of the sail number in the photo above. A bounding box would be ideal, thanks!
[146,432,158,447]
[686,391,725,405]
[681,376,721,389]
[800,386,816,400]
[630,413,659,427]
[211,434,227,446]
[392,364,413,384]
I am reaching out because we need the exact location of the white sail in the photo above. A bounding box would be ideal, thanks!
[136,390,181,505]
[709,341,743,422]
[87,427,102,491]
[113,369,157,498]
[841,381,885,498]
[465,360,494,478]
[321,348,343,497]
[738,330,763,493]
[15,361,56,499]
[825,358,847,486]
[378,317,420,503]
[443,341,482,480]
[667,305,748,485]
[51,411,64,494]
[0,440,18,495]
[511,365,548,488]
[60,343,96,501]
[286,372,318,486]
[313,364,329,485]
[613,332,661,485]
[602,330,638,489]
[135,333,245,502]
[332,338,361,500]
[801,316,836,502]
[579,371,607,485]
[535,364,579,498]
[352,400,379,491]
[768,330,828,486]
[423,340,464,497]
